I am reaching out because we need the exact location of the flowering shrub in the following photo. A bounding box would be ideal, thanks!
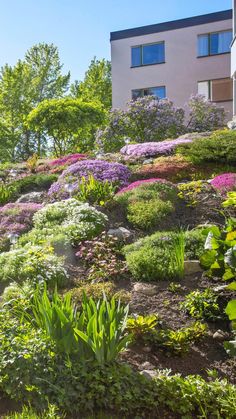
[49,153,86,167]
[0,203,42,252]
[95,96,185,152]
[48,160,131,200]
[120,138,192,158]
[117,178,173,195]
[211,173,236,193]
[24,199,108,246]
[187,95,225,132]
[0,245,68,287]
[134,156,196,182]
[76,233,128,281]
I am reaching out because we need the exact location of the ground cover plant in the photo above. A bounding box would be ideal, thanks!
[0,126,236,418]
[0,203,42,252]
[19,198,108,247]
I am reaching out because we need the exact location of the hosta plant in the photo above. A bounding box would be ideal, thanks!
[200,218,236,280]
[224,297,236,356]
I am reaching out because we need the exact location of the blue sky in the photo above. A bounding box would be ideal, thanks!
[0,0,232,82]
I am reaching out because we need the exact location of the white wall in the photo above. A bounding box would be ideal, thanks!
[111,18,233,120]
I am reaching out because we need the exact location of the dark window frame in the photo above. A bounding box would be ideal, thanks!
[131,41,165,67]
[131,85,166,100]
[197,29,232,57]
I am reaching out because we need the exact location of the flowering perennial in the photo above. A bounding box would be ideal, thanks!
[48,159,131,200]
[120,138,192,158]
[0,203,42,239]
[210,173,236,193]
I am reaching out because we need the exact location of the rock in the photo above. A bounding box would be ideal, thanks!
[184,260,203,275]
[141,361,155,369]
[16,191,45,203]
[133,283,158,296]
[227,116,236,130]
[107,227,132,241]
[140,370,158,380]
[213,330,229,341]
[142,346,152,354]
[143,158,154,165]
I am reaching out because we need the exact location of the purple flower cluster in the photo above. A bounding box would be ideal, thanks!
[120,138,192,158]
[210,173,236,193]
[0,203,42,238]
[49,153,86,167]
[117,178,172,195]
[48,159,131,200]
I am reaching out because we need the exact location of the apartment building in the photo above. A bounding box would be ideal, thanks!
[111,10,233,119]
[231,1,236,114]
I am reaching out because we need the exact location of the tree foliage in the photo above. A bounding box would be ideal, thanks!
[0,43,70,161]
[71,57,112,110]
[27,98,105,155]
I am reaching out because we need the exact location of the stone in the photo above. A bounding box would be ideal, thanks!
[140,370,158,380]
[143,158,154,165]
[227,116,236,130]
[184,260,203,275]
[107,227,132,241]
[133,282,158,296]
[16,191,45,204]
[142,346,152,354]
[213,330,229,342]
[141,361,155,369]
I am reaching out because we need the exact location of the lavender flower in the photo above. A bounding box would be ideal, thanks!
[120,138,192,158]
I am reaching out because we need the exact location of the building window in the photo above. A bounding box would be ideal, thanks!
[198,30,232,56]
[197,78,233,102]
[132,86,166,100]
[131,42,165,67]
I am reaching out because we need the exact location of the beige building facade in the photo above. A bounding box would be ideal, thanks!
[111,10,233,120]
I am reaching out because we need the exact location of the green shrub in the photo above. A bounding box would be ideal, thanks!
[177,130,236,165]
[180,289,222,320]
[127,199,174,230]
[71,281,131,306]
[0,182,17,204]
[0,311,235,417]
[123,230,204,281]
[223,191,236,208]
[0,245,68,287]
[116,181,177,231]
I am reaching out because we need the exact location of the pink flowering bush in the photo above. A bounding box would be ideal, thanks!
[0,202,42,251]
[120,138,192,158]
[49,153,86,167]
[211,173,236,193]
[117,178,172,195]
[48,159,131,200]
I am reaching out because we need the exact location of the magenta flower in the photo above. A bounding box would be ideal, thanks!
[210,173,236,193]
[0,203,42,240]
[117,178,173,194]
[49,153,86,167]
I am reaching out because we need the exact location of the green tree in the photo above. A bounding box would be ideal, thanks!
[0,43,70,161]
[71,58,112,110]
[27,98,105,155]
[0,61,33,161]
